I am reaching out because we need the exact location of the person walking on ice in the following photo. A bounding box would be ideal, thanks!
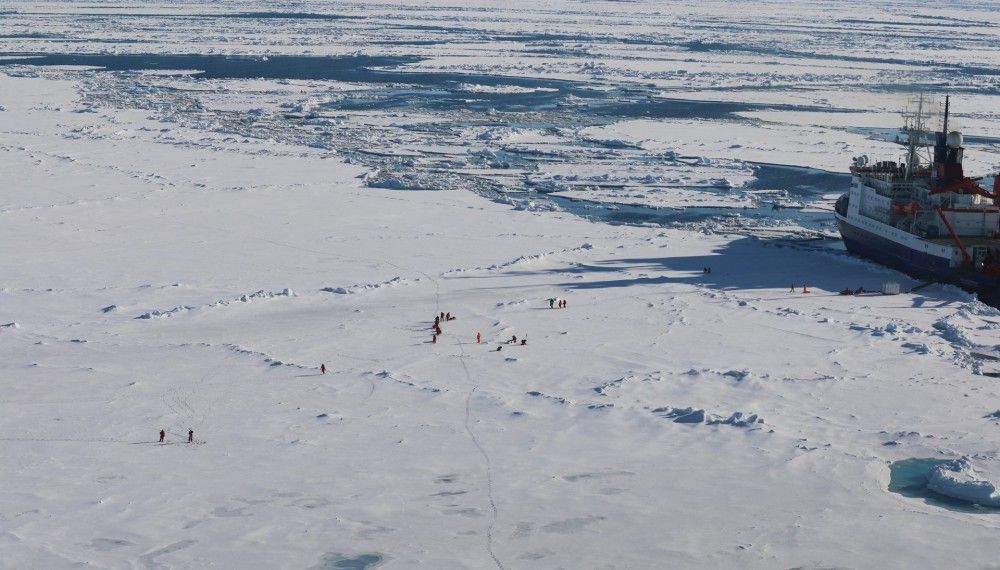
[188,429,194,443]
[476,332,481,344]
[159,429,165,443]
[320,363,326,375]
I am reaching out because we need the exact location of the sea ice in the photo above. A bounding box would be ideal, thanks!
[926,457,1000,507]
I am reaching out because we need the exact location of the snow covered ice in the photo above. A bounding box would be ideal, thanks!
[2,0,1000,568]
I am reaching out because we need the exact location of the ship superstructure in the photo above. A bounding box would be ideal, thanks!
[834,96,1000,303]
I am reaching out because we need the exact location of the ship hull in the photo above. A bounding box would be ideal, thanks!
[835,209,1000,304]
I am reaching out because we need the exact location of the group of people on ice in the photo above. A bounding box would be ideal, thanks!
[158,428,195,444]
[494,334,527,351]
[432,311,457,343]
[427,297,568,349]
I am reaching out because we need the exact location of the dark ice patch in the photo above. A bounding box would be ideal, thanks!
[89,537,135,551]
[311,552,385,570]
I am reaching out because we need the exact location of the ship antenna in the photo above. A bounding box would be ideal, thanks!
[943,94,949,134]
[906,94,924,179]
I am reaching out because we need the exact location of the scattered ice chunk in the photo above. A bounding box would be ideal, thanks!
[658,407,706,424]
[217,288,294,305]
[526,391,568,404]
[932,319,972,348]
[708,412,763,427]
[135,306,193,319]
[723,369,751,382]
[321,277,408,294]
[460,84,557,95]
[902,342,930,354]
[136,288,293,319]
[926,457,1000,507]
[654,406,763,428]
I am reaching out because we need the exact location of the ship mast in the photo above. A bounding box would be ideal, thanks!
[903,93,934,180]
[942,94,949,136]
[905,95,924,179]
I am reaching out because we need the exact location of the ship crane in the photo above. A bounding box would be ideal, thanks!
[928,174,1000,206]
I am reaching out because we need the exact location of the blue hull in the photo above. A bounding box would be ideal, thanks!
[836,213,1000,304]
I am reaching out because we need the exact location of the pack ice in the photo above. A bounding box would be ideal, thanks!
[2,0,1000,568]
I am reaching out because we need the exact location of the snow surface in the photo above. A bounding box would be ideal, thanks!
[2,1,1000,568]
